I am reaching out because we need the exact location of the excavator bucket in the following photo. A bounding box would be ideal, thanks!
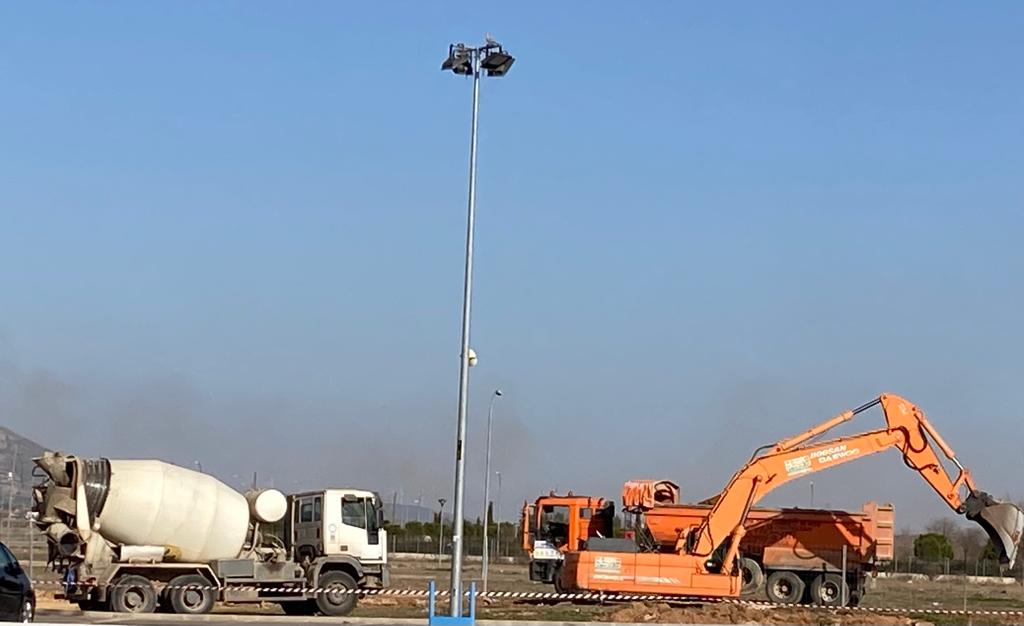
[964,491,1024,567]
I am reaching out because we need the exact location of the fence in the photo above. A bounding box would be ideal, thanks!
[389,531,522,560]
[883,556,1018,579]
[0,516,53,582]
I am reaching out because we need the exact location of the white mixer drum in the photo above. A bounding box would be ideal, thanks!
[96,460,250,562]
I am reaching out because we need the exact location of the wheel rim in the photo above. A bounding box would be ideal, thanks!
[773,579,792,598]
[326,583,350,606]
[183,589,203,609]
[125,587,146,610]
[821,580,841,602]
[21,601,33,623]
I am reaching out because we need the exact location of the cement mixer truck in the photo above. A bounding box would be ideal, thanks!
[31,451,389,616]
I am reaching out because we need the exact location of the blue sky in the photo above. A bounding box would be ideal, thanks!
[1,2,1021,528]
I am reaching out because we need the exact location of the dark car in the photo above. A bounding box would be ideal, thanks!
[0,542,32,622]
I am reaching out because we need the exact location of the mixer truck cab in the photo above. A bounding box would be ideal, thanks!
[287,489,388,581]
[30,452,389,617]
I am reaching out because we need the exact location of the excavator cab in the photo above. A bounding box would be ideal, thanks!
[964,490,1024,566]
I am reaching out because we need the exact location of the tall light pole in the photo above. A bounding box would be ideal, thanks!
[440,36,515,615]
[494,471,503,559]
[5,472,14,537]
[437,498,447,565]
[481,389,503,593]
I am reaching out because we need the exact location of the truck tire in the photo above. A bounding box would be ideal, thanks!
[765,571,803,605]
[809,573,849,607]
[552,564,567,595]
[315,570,358,616]
[739,558,764,596]
[167,575,215,615]
[109,575,158,614]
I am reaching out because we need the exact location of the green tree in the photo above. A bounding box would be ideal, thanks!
[914,532,954,561]
[981,539,1000,562]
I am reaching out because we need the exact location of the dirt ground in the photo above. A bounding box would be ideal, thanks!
[35,558,1024,625]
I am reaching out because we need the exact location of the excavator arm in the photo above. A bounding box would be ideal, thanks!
[687,394,1024,568]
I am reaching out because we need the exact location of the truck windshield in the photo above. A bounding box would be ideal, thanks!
[342,496,382,545]
[540,505,570,548]
[342,497,382,531]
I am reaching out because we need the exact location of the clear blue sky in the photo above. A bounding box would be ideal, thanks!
[1,2,1021,528]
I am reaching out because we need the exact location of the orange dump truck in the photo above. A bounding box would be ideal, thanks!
[640,495,894,604]
[523,487,894,605]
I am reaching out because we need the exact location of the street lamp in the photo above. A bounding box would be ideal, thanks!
[440,35,515,615]
[437,498,447,565]
[481,389,503,593]
[494,471,503,560]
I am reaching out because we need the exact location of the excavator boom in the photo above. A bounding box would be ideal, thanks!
[691,394,1023,567]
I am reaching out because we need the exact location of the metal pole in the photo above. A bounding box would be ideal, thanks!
[438,499,447,564]
[448,50,481,616]
[6,472,13,536]
[28,518,34,580]
[495,471,502,559]
[481,390,500,594]
[809,481,814,507]
[841,544,848,607]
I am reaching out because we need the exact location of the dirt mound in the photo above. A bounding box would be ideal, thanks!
[607,601,916,625]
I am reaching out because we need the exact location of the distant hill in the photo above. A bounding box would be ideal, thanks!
[0,426,47,510]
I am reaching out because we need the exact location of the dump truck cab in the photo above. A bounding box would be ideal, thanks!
[521,494,613,584]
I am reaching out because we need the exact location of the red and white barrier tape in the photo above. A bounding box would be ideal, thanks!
[30,579,1024,617]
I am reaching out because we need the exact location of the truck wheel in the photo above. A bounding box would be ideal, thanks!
[109,575,158,614]
[739,558,764,596]
[809,573,849,607]
[315,571,358,616]
[765,571,803,605]
[167,575,215,615]
[552,564,567,594]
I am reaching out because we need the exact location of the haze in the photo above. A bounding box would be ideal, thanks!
[1,2,1021,529]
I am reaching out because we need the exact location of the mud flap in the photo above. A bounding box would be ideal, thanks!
[964,490,1024,567]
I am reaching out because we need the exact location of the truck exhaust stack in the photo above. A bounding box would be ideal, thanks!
[964,490,1024,567]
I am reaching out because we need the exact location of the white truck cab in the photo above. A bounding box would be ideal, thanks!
[288,489,388,581]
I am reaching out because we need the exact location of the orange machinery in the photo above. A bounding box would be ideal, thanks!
[522,487,893,605]
[557,394,1024,607]
[521,493,614,584]
[626,480,894,605]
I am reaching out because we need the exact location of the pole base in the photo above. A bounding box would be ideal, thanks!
[427,580,476,626]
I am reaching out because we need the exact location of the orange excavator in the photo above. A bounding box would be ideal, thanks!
[560,394,1024,604]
